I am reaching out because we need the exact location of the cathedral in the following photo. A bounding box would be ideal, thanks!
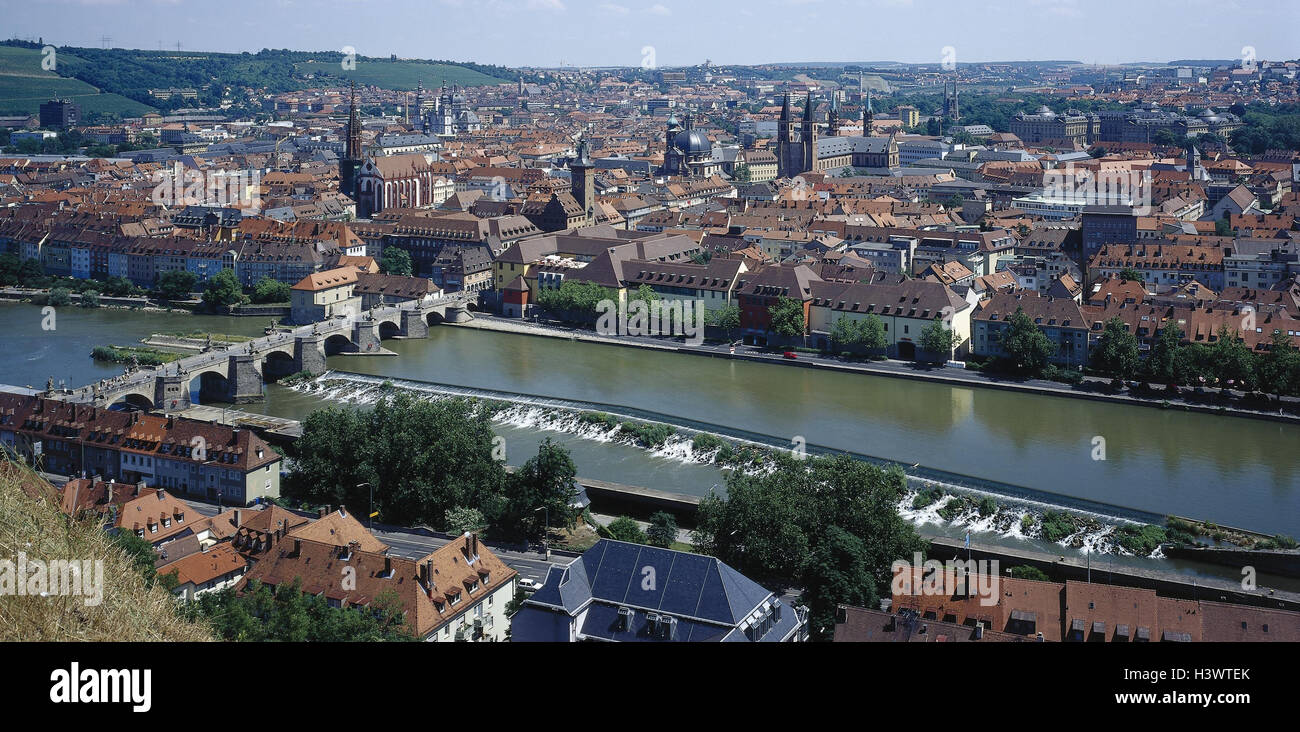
[415,83,481,137]
[773,92,898,179]
[661,112,723,177]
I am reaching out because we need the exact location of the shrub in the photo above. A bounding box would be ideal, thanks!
[618,421,676,448]
[690,433,725,455]
[1039,511,1078,542]
[1009,565,1050,581]
[978,497,998,517]
[911,486,944,510]
[1111,524,1168,556]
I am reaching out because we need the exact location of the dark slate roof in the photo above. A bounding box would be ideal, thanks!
[515,539,801,642]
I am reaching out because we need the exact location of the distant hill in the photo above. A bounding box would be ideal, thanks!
[294,58,509,91]
[0,41,516,118]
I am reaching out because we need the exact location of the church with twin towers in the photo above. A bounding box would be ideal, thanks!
[775,90,898,179]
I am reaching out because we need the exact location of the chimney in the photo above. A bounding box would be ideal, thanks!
[233,508,242,527]
[425,559,435,598]
[156,487,164,500]
[319,506,328,518]
[383,556,392,577]
[292,538,301,555]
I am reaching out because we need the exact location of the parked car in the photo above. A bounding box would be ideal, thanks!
[782,351,798,360]
[518,578,541,592]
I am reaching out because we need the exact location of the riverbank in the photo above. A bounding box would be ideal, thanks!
[450,315,1300,426]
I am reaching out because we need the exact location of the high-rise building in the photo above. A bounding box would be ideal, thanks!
[39,99,79,130]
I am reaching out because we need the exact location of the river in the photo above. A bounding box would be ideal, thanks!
[3,302,1299,585]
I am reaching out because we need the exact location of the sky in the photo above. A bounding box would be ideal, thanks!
[2,0,1297,69]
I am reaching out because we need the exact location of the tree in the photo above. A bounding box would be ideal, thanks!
[919,316,959,361]
[444,506,487,536]
[100,276,138,297]
[493,438,578,541]
[188,580,413,642]
[767,296,806,342]
[830,316,862,350]
[156,269,198,300]
[1258,329,1300,398]
[1090,316,1141,380]
[799,525,879,640]
[285,392,508,530]
[607,516,647,544]
[694,454,924,614]
[78,289,101,308]
[707,303,741,341]
[999,306,1056,376]
[646,511,678,548]
[1118,267,1144,283]
[202,268,248,309]
[381,245,413,277]
[251,276,291,304]
[1147,321,1184,384]
[1210,326,1255,387]
[860,314,887,350]
[1215,218,1233,237]
[47,287,72,307]
[1009,565,1050,581]
[732,163,751,183]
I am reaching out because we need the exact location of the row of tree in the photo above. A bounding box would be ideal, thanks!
[1092,318,1300,397]
[285,390,579,543]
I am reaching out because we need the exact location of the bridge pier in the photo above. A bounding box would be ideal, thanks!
[294,334,327,375]
[226,354,264,404]
[352,320,382,354]
[400,310,428,339]
[446,304,473,324]
[155,374,191,412]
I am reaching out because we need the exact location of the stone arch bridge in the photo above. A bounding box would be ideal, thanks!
[77,295,471,411]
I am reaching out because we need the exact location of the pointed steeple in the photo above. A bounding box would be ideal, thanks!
[803,92,814,122]
[781,92,792,121]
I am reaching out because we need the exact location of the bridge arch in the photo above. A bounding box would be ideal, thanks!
[261,349,297,381]
[108,392,155,411]
[378,320,402,340]
[187,367,231,404]
[324,333,354,356]
[425,309,446,326]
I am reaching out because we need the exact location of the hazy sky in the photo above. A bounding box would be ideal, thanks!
[3,0,1297,69]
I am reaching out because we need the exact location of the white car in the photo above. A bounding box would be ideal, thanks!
[518,578,541,592]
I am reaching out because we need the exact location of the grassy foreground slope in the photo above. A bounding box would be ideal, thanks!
[0,461,213,642]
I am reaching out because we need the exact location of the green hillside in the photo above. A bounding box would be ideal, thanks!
[0,41,514,119]
[294,58,508,90]
[0,46,155,116]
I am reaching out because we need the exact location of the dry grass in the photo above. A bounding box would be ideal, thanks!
[0,461,215,642]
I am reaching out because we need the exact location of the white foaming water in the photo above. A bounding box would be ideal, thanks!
[897,482,1150,557]
[291,372,1155,557]
[290,372,748,469]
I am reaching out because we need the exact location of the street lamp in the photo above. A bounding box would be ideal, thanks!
[534,506,549,560]
[358,482,373,529]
